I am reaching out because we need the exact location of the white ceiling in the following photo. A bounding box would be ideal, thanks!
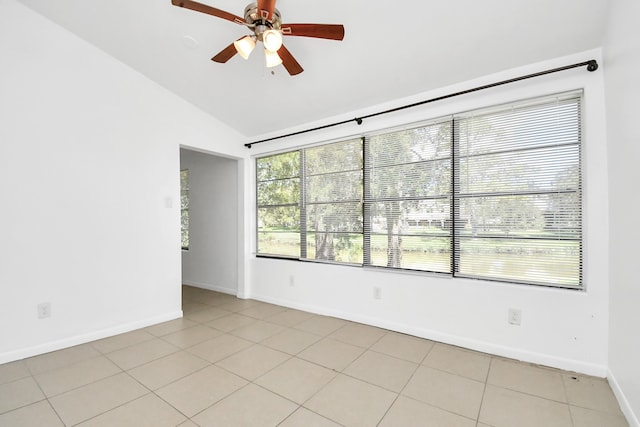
[17,0,609,138]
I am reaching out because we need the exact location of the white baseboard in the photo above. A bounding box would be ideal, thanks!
[250,292,608,377]
[182,280,237,296]
[608,368,640,427]
[0,310,183,365]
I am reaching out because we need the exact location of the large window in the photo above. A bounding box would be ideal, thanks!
[256,91,583,289]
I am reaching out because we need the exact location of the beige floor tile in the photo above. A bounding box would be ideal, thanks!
[187,333,253,363]
[295,316,346,336]
[344,350,417,392]
[0,377,45,414]
[255,357,336,404]
[0,400,64,427]
[106,338,179,370]
[305,374,397,427]
[144,317,197,337]
[488,358,566,402]
[279,407,342,427]
[216,344,290,381]
[91,330,155,354]
[379,396,476,427]
[127,351,209,390]
[261,328,323,355]
[329,323,387,348]
[193,383,298,427]
[206,313,258,332]
[34,356,121,397]
[230,320,285,342]
[184,306,233,323]
[196,292,237,307]
[570,405,630,427]
[370,331,435,363]
[48,373,148,426]
[6,287,627,427]
[423,343,491,382]
[562,373,624,415]
[76,393,186,427]
[479,384,572,427]
[155,365,247,417]
[0,360,30,385]
[402,366,484,419]
[182,301,210,314]
[217,298,262,312]
[25,344,101,375]
[298,338,364,371]
[238,303,288,319]
[266,309,316,327]
[161,324,222,349]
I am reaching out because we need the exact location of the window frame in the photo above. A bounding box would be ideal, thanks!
[254,90,584,290]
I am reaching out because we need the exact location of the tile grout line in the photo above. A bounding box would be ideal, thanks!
[374,334,438,426]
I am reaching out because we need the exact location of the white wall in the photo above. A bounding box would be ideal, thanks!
[180,149,238,294]
[246,49,611,376]
[0,0,246,363]
[604,0,640,424]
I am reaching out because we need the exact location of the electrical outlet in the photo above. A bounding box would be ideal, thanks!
[508,308,521,325]
[38,302,51,319]
[373,286,381,300]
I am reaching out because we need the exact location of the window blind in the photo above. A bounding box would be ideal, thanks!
[256,151,301,257]
[255,91,584,289]
[365,120,453,273]
[303,139,363,264]
[453,92,582,288]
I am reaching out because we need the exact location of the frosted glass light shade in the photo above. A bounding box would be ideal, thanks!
[234,36,256,60]
[265,49,283,67]
[262,29,283,52]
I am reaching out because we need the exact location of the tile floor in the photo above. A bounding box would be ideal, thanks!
[0,285,629,427]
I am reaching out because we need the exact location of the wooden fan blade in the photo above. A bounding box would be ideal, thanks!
[257,0,276,21]
[211,41,239,63]
[281,23,345,40]
[277,45,303,76]
[171,0,244,24]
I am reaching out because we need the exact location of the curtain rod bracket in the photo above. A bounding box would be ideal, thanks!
[587,60,598,72]
[355,117,363,125]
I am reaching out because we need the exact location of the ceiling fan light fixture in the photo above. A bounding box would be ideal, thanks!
[234,35,256,60]
[264,49,283,68]
[262,29,283,52]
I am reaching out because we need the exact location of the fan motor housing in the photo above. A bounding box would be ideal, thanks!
[243,2,282,40]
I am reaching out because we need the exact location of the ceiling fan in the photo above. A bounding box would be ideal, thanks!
[171,0,345,75]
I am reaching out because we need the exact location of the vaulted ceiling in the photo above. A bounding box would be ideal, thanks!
[17,0,609,138]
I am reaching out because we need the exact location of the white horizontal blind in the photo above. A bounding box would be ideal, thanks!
[256,151,301,257]
[453,92,582,288]
[365,120,452,272]
[303,139,363,264]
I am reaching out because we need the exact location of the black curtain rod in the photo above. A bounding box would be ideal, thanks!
[245,59,598,149]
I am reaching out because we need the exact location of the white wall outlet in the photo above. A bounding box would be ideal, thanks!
[373,286,381,300]
[508,308,522,325]
[289,275,295,287]
[37,302,51,319]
